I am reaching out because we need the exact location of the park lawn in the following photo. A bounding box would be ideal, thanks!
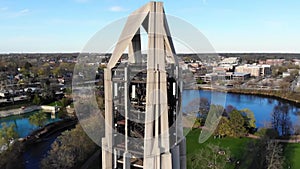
[186,129,300,169]
[186,129,254,169]
[284,143,300,169]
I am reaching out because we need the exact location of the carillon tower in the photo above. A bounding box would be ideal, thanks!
[102,2,186,169]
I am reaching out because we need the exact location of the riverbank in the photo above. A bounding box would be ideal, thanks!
[0,105,58,118]
[0,118,78,169]
[227,88,300,105]
[198,84,300,106]
[22,117,78,144]
[0,105,40,118]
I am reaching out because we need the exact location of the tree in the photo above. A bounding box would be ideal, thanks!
[24,61,32,71]
[38,63,51,77]
[41,89,55,104]
[229,110,246,137]
[187,144,231,169]
[271,106,281,134]
[246,131,285,169]
[196,78,204,84]
[32,94,41,105]
[193,118,202,128]
[60,97,70,108]
[41,124,97,169]
[0,123,18,149]
[271,104,292,136]
[29,111,47,127]
[57,98,71,118]
[265,141,285,169]
[240,108,256,133]
[51,67,61,77]
[214,117,232,137]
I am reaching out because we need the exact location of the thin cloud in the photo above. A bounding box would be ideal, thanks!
[109,6,127,12]
[13,9,29,17]
[18,9,29,14]
[0,8,30,18]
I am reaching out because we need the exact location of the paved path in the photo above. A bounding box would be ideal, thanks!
[0,105,41,118]
[247,134,300,143]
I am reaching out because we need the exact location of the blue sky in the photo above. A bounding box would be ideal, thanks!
[0,0,299,53]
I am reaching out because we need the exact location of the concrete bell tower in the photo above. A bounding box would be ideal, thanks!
[102,2,186,169]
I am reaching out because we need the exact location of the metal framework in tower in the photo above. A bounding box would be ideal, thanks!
[102,2,186,169]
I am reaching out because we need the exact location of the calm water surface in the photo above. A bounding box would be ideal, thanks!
[182,90,300,128]
[0,111,60,169]
[0,111,60,137]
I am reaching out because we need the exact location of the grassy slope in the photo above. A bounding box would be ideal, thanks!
[284,143,300,169]
[186,129,252,169]
[186,129,300,169]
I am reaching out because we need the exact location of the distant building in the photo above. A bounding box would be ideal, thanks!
[200,72,232,82]
[199,72,250,83]
[282,72,291,78]
[235,64,271,77]
[217,57,240,72]
[213,65,232,72]
[219,57,240,65]
[265,59,285,66]
[261,65,272,76]
[292,59,300,65]
[232,72,251,81]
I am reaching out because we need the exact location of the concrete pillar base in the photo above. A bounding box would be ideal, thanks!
[161,152,172,169]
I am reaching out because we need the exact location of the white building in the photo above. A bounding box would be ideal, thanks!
[219,57,239,65]
[235,64,271,77]
[282,72,291,78]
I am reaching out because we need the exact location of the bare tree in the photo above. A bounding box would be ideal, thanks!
[271,104,292,136]
[265,141,285,169]
[187,143,231,169]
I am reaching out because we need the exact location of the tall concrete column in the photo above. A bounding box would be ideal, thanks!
[103,2,186,169]
[103,69,113,169]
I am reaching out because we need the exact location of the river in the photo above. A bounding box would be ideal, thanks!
[182,90,300,128]
[0,110,60,138]
[0,111,61,169]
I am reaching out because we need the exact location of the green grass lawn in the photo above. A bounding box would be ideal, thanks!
[186,129,252,169]
[186,129,251,155]
[186,129,300,169]
[284,143,300,169]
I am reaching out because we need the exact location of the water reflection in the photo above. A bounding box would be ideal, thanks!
[182,90,300,129]
[0,111,60,138]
